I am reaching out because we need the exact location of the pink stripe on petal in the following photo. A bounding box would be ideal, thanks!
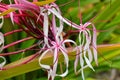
[17,0,39,11]
[51,48,58,80]
[43,13,49,47]
[52,14,57,37]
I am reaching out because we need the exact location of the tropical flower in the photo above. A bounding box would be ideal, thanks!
[0,0,98,80]
[39,3,98,79]
[73,22,97,80]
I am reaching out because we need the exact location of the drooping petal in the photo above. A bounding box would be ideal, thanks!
[80,53,85,80]
[52,14,57,37]
[83,31,94,71]
[0,56,6,69]
[16,0,39,11]
[86,30,93,62]
[0,32,4,52]
[39,49,51,70]
[51,48,58,80]
[9,0,14,24]
[48,8,78,29]
[43,13,49,47]
[58,47,69,77]
[92,24,98,65]
[0,14,4,29]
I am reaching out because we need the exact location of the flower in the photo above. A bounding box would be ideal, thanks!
[0,0,98,80]
[74,22,97,80]
[39,14,77,80]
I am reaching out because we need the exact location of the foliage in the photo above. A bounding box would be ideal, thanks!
[0,0,120,80]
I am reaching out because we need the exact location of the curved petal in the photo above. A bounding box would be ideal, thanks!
[0,14,4,29]
[0,56,6,69]
[57,48,69,77]
[0,32,4,52]
[39,49,51,70]
[48,8,78,29]
[91,24,98,65]
[80,53,85,80]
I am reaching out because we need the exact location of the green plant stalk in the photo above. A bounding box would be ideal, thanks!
[0,43,120,79]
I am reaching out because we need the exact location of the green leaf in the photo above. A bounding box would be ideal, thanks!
[93,0,120,29]
[0,44,120,79]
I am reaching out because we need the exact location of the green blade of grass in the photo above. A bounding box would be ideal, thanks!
[93,0,120,29]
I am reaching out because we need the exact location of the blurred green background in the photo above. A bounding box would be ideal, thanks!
[1,0,120,80]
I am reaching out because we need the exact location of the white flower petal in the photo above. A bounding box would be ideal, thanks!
[0,32,4,52]
[51,48,58,80]
[0,14,4,29]
[0,56,6,70]
[57,48,69,77]
[39,49,51,70]
[48,8,78,29]
[43,13,49,47]
[80,54,85,80]
[84,54,94,71]
[92,25,98,65]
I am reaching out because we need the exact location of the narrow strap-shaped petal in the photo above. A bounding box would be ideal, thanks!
[57,48,69,77]
[39,49,51,70]
[48,8,78,29]
[0,56,6,69]
[52,14,57,37]
[0,32,4,52]
[86,30,93,62]
[62,39,79,75]
[92,24,98,65]
[63,39,77,46]
[51,48,58,80]
[83,31,94,71]
[53,7,64,38]
[43,13,49,47]
[17,0,39,11]
[80,53,85,80]
[9,0,14,25]
[0,14,4,28]
[79,31,85,46]
[74,53,79,73]
[86,22,97,65]
[83,22,91,28]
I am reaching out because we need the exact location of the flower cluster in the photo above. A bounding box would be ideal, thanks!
[0,0,97,80]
